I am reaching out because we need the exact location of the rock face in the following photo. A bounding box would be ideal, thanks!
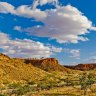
[64,63,96,71]
[24,58,69,72]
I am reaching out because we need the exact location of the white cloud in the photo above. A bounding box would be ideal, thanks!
[63,49,80,59]
[0,2,47,20]
[39,0,58,6]
[25,5,96,43]
[90,26,96,31]
[87,56,96,63]
[39,0,49,5]
[0,32,61,58]
[0,2,96,44]
[45,43,62,53]
[16,5,47,20]
[14,26,22,32]
[32,0,58,7]
[51,46,62,53]
[69,49,80,58]
[0,2,15,13]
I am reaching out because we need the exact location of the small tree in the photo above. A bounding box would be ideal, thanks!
[79,72,87,95]
[87,73,95,89]
[79,72,95,96]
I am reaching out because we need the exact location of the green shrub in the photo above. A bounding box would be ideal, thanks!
[79,72,95,95]
[39,84,51,90]
[12,85,34,95]
[0,94,7,96]
[27,81,36,85]
[8,83,22,89]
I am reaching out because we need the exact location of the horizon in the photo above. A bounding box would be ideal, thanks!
[1,52,96,66]
[0,0,96,65]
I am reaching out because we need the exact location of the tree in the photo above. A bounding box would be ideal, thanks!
[79,72,87,95]
[87,73,95,89]
[79,72,95,96]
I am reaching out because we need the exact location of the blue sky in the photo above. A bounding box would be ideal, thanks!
[0,0,96,65]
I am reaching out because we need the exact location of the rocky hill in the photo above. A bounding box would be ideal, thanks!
[0,53,71,83]
[24,58,70,72]
[64,63,96,71]
[0,53,49,82]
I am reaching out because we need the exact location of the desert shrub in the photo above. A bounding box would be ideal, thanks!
[38,79,59,90]
[8,83,22,89]
[38,79,57,90]
[0,94,7,96]
[38,83,51,90]
[79,72,95,95]
[49,80,58,87]
[27,80,36,85]
[80,72,95,90]
[12,84,35,95]
[87,73,95,89]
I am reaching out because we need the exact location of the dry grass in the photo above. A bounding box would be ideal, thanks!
[34,85,96,96]
[0,58,49,83]
[1,54,96,96]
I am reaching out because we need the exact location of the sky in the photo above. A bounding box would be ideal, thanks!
[0,0,96,65]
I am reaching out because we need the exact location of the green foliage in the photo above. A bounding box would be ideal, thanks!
[8,83,22,89]
[38,83,51,90]
[79,72,87,90]
[80,72,95,90]
[79,72,95,95]
[37,74,60,90]
[87,73,95,88]
[27,80,36,85]
[0,94,7,96]
[12,85,34,95]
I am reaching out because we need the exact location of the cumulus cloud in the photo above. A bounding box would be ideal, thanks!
[63,49,80,59]
[0,2,15,13]
[0,2,47,20]
[0,32,61,58]
[16,5,47,20]
[24,5,96,43]
[0,1,96,44]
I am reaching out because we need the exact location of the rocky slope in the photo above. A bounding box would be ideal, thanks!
[64,63,96,71]
[0,53,49,82]
[24,58,70,72]
[0,53,72,83]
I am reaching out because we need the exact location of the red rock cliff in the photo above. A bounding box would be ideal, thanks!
[64,63,96,71]
[24,58,69,72]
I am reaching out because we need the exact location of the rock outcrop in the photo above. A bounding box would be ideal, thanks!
[24,58,70,72]
[64,63,96,71]
[0,53,71,82]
